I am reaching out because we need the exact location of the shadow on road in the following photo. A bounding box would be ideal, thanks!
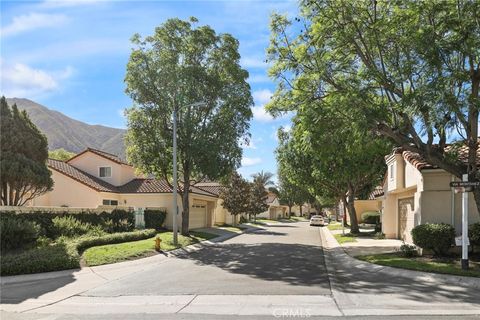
[177,242,330,288]
[323,247,480,304]
[0,272,76,304]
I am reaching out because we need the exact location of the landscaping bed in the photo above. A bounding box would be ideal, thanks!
[82,230,217,266]
[357,252,480,278]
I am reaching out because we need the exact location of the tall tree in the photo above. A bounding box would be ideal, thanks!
[267,0,480,215]
[277,171,310,217]
[220,172,251,226]
[251,170,275,188]
[0,97,53,206]
[49,148,76,161]
[125,18,253,235]
[248,179,269,221]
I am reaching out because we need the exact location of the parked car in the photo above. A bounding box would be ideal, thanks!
[310,215,328,226]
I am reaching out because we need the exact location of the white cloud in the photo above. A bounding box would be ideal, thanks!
[283,124,292,133]
[1,61,74,98]
[1,13,68,37]
[241,157,262,167]
[241,138,257,150]
[241,56,270,69]
[252,105,276,122]
[253,89,272,105]
[248,74,271,84]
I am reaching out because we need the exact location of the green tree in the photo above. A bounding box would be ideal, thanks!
[277,171,310,217]
[125,18,253,235]
[267,1,480,216]
[0,97,53,206]
[49,148,76,161]
[248,179,269,221]
[220,172,251,226]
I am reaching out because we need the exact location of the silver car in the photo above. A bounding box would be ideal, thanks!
[310,215,327,226]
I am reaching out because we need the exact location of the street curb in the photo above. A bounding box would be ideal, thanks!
[320,227,480,290]
[1,226,259,285]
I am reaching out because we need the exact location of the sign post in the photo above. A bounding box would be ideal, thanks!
[449,177,479,270]
[461,174,469,270]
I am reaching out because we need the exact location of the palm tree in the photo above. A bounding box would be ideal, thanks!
[251,170,275,188]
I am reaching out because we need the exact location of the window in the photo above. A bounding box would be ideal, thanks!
[103,199,118,206]
[99,167,111,177]
[389,164,394,179]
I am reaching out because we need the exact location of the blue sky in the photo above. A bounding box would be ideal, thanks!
[1,0,298,181]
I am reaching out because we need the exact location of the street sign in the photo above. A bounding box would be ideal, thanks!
[450,181,480,187]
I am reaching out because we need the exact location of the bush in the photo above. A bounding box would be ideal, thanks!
[1,243,79,276]
[0,229,157,276]
[51,216,93,238]
[144,210,167,230]
[0,209,134,238]
[399,241,418,257]
[411,223,455,256]
[75,229,157,253]
[469,222,480,252]
[0,217,41,251]
[361,211,381,224]
[374,232,385,240]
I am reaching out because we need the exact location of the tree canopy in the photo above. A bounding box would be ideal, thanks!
[125,17,253,234]
[220,172,251,225]
[49,148,76,161]
[0,97,53,206]
[267,0,480,214]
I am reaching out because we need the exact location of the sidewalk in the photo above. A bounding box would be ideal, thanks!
[321,227,480,290]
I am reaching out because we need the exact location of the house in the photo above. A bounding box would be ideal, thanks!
[380,146,480,243]
[257,192,288,219]
[31,148,221,230]
[343,186,383,224]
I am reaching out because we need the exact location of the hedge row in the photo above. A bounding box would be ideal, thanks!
[0,229,157,276]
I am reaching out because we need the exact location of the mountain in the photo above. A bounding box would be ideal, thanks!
[6,98,126,158]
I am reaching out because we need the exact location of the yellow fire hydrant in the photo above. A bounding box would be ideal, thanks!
[154,237,162,251]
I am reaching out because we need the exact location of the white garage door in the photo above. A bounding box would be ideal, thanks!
[190,203,207,229]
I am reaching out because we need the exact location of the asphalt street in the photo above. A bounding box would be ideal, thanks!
[1,220,480,319]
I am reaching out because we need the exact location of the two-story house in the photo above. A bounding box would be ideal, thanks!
[31,148,225,230]
[381,146,480,243]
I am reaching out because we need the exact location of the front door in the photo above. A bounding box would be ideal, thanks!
[398,197,414,242]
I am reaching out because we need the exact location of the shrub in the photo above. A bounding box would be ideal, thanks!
[144,210,167,230]
[399,241,418,257]
[374,232,385,240]
[411,223,455,256]
[51,216,93,238]
[469,222,480,252]
[361,211,381,224]
[0,209,134,238]
[75,229,157,253]
[1,243,79,276]
[0,229,157,276]
[0,217,41,251]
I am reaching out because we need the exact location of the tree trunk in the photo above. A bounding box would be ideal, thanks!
[181,167,191,236]
[347,184,360,234]
[288,205,292,217]
[299,205,303,217]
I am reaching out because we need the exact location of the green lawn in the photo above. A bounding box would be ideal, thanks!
[82,230,216,266]
[333,233,358,244]
[252,218,278,224]
[328,223,345,231]
[357,253,480,278]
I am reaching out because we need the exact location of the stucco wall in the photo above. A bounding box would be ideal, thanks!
[68,152,137,186]
[32,170,103,207]
[353,200,381,223]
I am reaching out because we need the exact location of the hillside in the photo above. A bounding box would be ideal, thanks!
[6,98,126,158]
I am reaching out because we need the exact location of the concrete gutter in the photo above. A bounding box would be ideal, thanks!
[320,227,480,290]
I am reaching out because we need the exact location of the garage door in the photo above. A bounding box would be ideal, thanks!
[398,197,414,242]
[190,202,207,229]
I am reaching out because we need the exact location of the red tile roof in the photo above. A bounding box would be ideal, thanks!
[48,159,218,197]
[67,148,130,166]
[398,144,480,171]
[368,186,384,200]
[194,182,224,196]
[48,158,116,192]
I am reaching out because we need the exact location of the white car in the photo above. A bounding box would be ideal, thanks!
[310,215,328,226]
